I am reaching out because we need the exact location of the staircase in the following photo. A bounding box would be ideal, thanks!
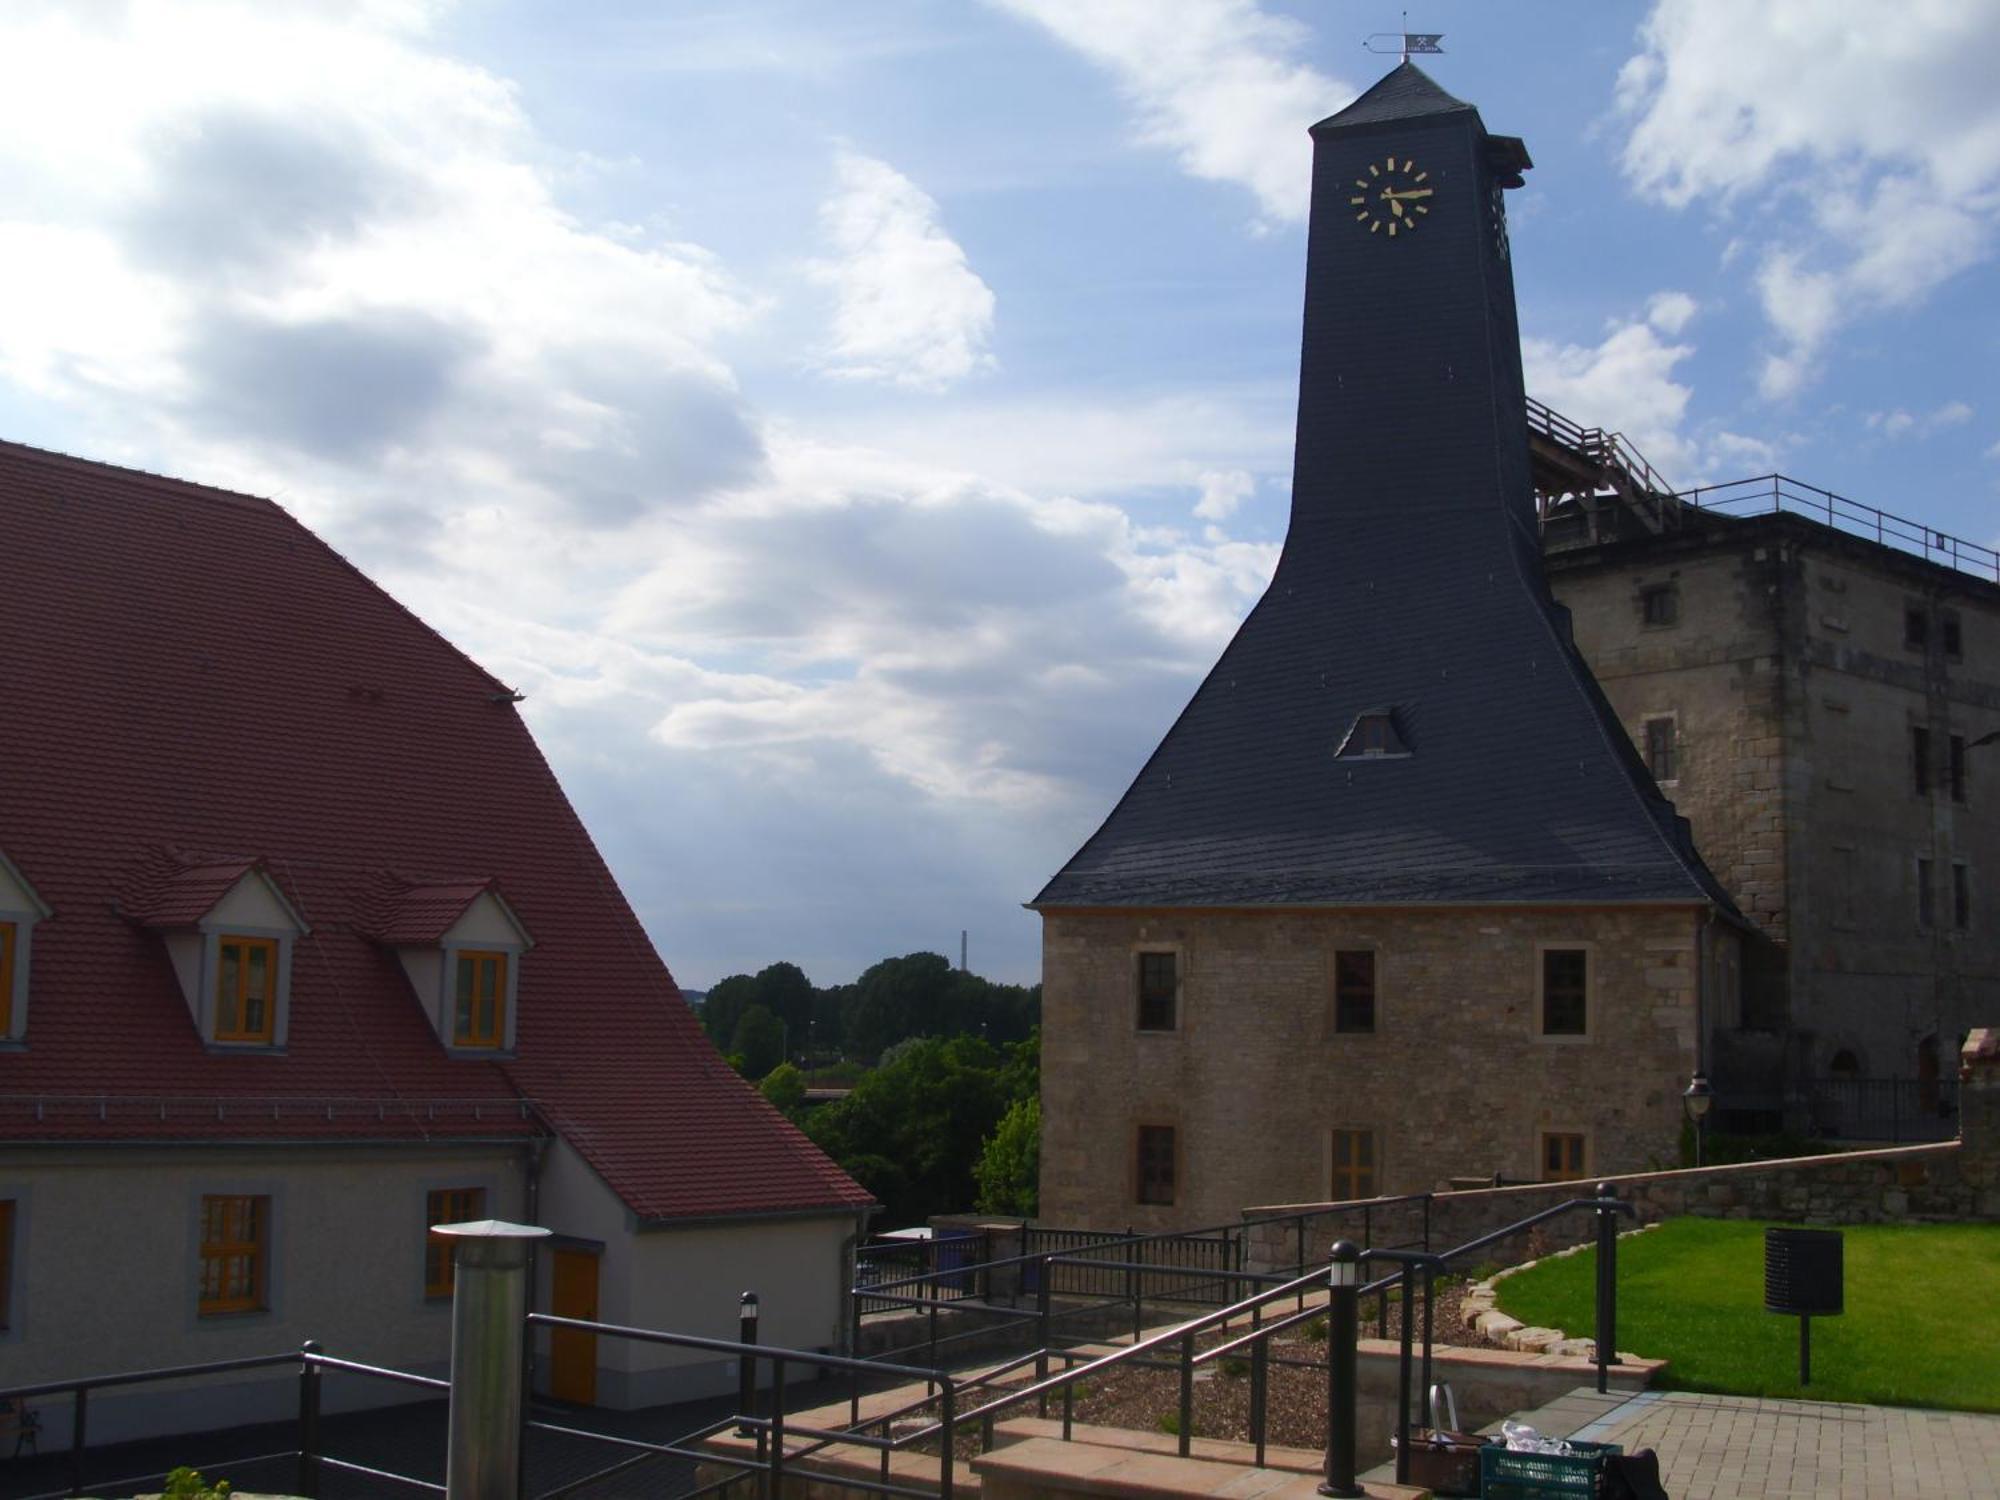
[1527,396,1683,549]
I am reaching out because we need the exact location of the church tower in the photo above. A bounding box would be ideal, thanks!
[1033,65,1739,1226]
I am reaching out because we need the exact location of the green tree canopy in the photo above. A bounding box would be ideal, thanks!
[759,1060,807,1117]
[730,1004,786,1080]
[972,1094,1039,1217]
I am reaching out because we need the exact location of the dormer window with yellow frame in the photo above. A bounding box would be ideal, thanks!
[214,936,281,1044]
[452,951,508,1049]
[0,849,51,1046]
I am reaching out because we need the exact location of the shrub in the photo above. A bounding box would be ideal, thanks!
[1218,1355,1250,1379]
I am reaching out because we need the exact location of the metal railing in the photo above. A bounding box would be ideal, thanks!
[1526,396,1674,501]
[1806,1075,1960,1143]
[0,1343,446,1499]
[1680,473,2000,584]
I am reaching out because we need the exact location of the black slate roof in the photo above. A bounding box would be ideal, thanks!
[1313,61,1472,130]
[1034,509,1729,909]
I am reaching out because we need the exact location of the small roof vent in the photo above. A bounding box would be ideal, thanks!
[1336,708,1410,760]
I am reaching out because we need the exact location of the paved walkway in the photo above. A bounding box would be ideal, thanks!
[1511,1386,2000,1500]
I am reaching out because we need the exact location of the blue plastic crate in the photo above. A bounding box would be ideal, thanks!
[1479,1439,1623,1500]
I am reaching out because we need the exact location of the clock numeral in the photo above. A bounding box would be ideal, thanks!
[1414,172,1428,183]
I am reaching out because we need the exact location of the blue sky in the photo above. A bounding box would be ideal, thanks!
[1,1,1995,989]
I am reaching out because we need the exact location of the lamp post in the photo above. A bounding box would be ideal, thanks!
[1684,1072,1715,1167]
[1320,1240,1362,1499]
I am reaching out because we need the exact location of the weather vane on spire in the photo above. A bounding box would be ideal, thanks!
[1364,13,1444,63]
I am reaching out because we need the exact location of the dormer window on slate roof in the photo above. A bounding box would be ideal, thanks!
[0,850,51,1045]
[1336,709,1410,760]
[130,855,309,1051]
[375,880,532,1056]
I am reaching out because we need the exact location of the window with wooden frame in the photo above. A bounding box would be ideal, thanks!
[214,936,279,1044]
[453,951,508,1048]
[1135,952,1177,1032]
[198,1194,268,1316]
[0,923,13,1037]
[1643,717,1677,784]
[1639,584,1678,628]
[1334,950,1375,1033]
[1540,1133,1587,1183]
[0,1199,14,1330]
[425,1187,486,1299]
[1135,1125,1176,1206]
[1329,1129,1376,1201]
[1539,948,1588,1037]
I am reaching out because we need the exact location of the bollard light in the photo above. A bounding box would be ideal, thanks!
[1320,1240,1362,1499]
[1684,1071,1715,1168]
[1328,1240,1361,1288]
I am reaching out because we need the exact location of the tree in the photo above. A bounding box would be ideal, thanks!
[730,1004,785,1080]
[844,952,956,1059]
[973,1094,1039,1216]
[759,1060,806,1117]
[701,973,759,1050]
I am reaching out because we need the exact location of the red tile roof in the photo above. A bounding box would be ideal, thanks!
[0,439,872,1221]
[123,851,286,929]
[367,877,510,946]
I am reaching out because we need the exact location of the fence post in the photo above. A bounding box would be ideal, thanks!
[1177,1331,1194,1458]
[1036,1258,1052,1418]
[297,1340,323,1499]
[1394,1265,1414,1485]
[70,1386,88,1499]
[435,1219,551,1500]
[1594,1183,1619,1395]
[738,1292,761,1440]
[1320,1241,1361,1499]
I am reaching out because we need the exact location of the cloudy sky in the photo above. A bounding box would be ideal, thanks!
[3,0,1996,989]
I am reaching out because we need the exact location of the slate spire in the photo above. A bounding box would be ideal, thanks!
[1033,65,1730,913]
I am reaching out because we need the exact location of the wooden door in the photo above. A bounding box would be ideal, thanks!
[549,1249,600,1405]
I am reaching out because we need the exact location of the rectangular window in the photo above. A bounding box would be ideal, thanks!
[1912,726,1931,796]
[1136,952,1177,1032]
[1333,950,1376,1034]
[0,922,13,1036]
[0,1199,13,1330]
[426,1187,486,1299]
[1917,858,1936,930]
[214,936,278,1043]
[1540,949,1587,1036]
[1942,611,1962,658]
[1950,736,1967,803]
[1329,1129,1376,1200]
[1643,717,1677,783]
[1639,585,1678,627]
[1541,1133,1587,1183]
[1905,606,1929,650]
[453,951,508,1048]
[199,1194,268,1316]
[1136,1125,1176,1206]
[1954,864,1971,932]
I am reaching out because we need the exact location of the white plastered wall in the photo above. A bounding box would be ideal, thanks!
[534,1139,858,1408]
[0,1143,525,1448]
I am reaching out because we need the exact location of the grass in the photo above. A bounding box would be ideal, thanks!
[1494,1218,2000,1412]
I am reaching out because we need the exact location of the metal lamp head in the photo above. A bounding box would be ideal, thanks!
[1328,1239,1361,1288]
[1684,1072,1715,1120]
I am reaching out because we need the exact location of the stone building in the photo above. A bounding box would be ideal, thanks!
[1031,65,1746,1230]
[1542,486,2000,1137]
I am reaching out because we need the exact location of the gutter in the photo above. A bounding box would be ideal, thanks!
[634,1201,882,1233]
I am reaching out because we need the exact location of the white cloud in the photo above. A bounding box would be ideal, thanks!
[988,0,1353,225]
[1193,468,1254,520]
[1617,1,2000,396]
[1866,401,1974,441]
[811,151,996,390]
[1523,303,1698,484]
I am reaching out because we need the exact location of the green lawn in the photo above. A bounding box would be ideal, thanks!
[1493,1218,2000,1411]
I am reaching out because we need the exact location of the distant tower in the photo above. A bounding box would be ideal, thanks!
[1032,65,1738,1227]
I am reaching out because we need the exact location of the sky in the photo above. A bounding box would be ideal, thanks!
[1,0,1996,991]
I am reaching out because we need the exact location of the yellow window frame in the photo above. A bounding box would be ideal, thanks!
[453,951,508,1049]
[199,1194,268,1316]
[1330,1128,1377,1200]
[1541,1132,1588,1183]
[214,936,279,1044]
[425,1186,486,1298]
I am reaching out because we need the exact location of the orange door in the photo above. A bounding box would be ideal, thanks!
[549,1249,600,1405]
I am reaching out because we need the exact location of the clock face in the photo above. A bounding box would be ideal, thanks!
[1350,155,1433,238]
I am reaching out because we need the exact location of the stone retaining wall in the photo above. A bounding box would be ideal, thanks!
[1243,1027,2000,1275]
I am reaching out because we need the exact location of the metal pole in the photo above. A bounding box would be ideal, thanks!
[1178,1332,1194,1457]
[69,1387,87,1499]
[1395,1266,1414,1485]
[1252,1333,1269,1469]
[1595,1184,1619,1395]
[737,1292,760,1439]
[1036,1259,1052,1418]
[297,1341,323,1499]
[769,1357,787,1500]
[1799,1315,1812,1386]
[1319,1241,1361,1499]
[1419,1267,1434,1426]
[436,1219,550,1500]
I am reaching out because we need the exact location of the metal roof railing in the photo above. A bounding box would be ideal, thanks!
[1680,473,2000,585]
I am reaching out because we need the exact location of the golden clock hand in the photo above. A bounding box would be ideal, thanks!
[1380,188,1434,201]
